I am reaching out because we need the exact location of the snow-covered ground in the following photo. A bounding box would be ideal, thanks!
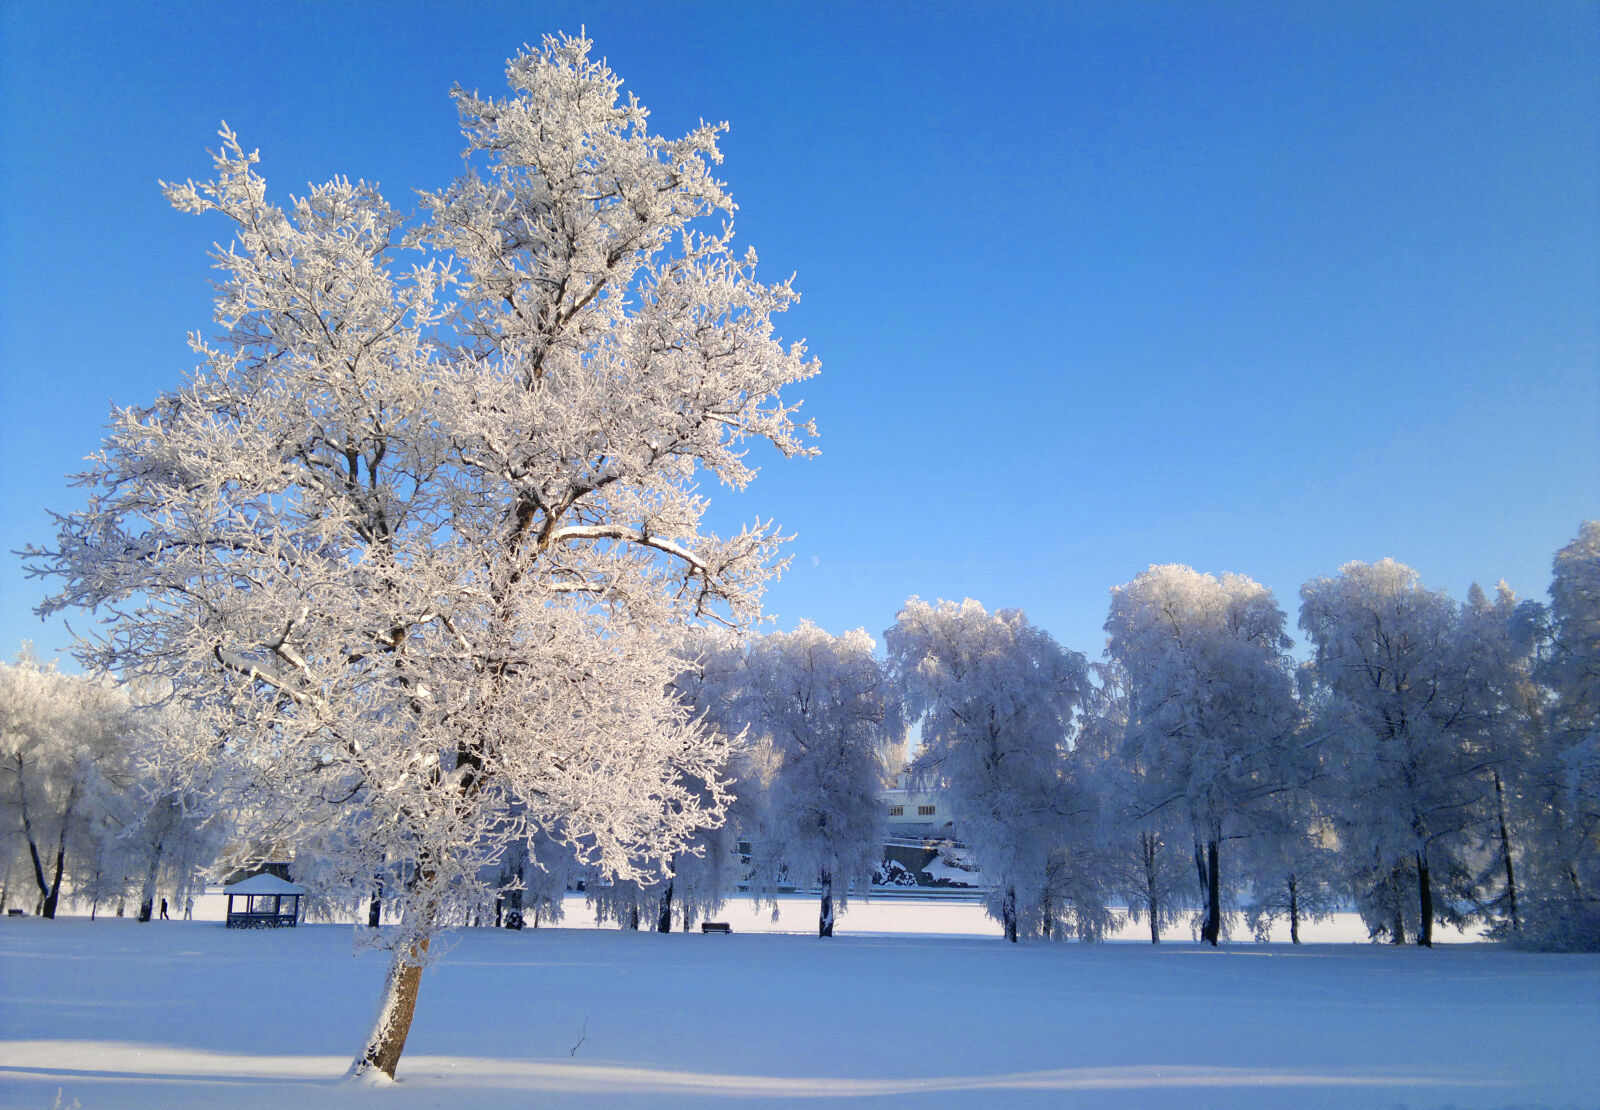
[2,904,1595,1109]
[87,885,1486,943]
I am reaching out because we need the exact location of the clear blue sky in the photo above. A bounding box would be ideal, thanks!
[2,1,1596,669]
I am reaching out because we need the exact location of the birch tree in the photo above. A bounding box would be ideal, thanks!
[1456,581,1544,937]
[741,624,902,936]
[26,34,815,1079]
[887,599,1094,942]
[1105,566,1301,946]
[1299,560,1493,947]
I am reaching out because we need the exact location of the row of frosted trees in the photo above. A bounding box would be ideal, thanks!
[411,520,1600,952]
[899,524,1597,950]
[6,522,1595,951]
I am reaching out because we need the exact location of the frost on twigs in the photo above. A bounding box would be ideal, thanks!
[25,30,816,1077]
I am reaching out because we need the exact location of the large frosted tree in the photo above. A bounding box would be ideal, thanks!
[27,35,815,1079]
[1105,566,1301,946]
[887,598,1093,942]
[740,624,902,936]
[1299,560,1495,947]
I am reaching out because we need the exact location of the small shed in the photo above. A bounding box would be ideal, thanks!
[224,873,305,929]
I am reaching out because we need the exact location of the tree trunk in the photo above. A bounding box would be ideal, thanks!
[368,876,383,928]
[1388,870,1401,946]
[819,869,835,937]
[1287,874,1300,945]
[1200,840,1221,946]
[24,826,53,916]
[1141,832,1161,943]
[17,754,56,915]
[1493,771,1520,933]
[1192,840,1213,944]
[656,880,674,933]
[1416,851,1434,948]
[25,839,47,912]
[352,932,431,1080]
[137,839,165,923]
[626,903,641,931]
[40,833,67,919]
[1001,884,1019,943]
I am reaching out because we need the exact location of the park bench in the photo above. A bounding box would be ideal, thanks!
[700,921,732,934]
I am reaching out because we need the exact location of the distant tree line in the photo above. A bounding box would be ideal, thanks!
[0,652,224,922]
[8,521,1595,952]
[880,523,1595,952]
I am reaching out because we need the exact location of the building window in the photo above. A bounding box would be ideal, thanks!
[888,805,904,816]
[918,805,936,816]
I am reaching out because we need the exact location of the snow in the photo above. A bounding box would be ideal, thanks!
[3,908,1596,1109]
[223,875,306,895]
[919,859,984,886]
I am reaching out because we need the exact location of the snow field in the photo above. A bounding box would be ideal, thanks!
[2,911,1595,1109]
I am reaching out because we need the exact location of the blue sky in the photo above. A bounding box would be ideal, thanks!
[2,1,1595,669]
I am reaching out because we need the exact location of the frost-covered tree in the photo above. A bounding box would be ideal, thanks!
[586,867,654,930]
[1524,522,1600,948]
[887,599,1094,942]
[0,650,138,918]
[741,624,902,936]
[1080,662,1194,944]
[112,695,227,923]
[656,630,756,931]
[26,34,814,1078]
[1106,566,1301,946]
[1300,560,1496,947]
[1455,581,1545,937]
[1237,789,1343,943]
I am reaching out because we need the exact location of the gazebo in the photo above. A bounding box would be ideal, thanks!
[223,873,305,928]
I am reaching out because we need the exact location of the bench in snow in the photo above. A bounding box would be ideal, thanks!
[700,921,732,934]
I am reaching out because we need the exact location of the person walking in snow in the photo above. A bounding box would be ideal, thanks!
[159,898,169,920]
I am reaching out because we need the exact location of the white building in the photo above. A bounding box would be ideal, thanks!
[880,772,953,840]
